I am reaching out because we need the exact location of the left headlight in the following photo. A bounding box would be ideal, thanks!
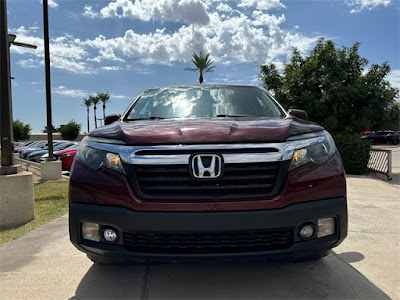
[76,143,125,174]
[288,131,336,171]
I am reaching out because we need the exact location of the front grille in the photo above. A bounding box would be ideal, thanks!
[123,230,293,254]
[125,161,288,201]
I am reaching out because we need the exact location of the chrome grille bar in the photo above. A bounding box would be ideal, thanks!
[85,136,327,165]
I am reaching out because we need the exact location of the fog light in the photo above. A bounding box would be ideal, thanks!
[82,222,100,242]
[103,228,118,243]
[299,224,315,240]
[318,218,335,238]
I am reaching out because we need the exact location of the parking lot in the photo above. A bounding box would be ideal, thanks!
[1,175,399,300]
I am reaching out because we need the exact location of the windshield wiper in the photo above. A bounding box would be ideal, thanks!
[216,114,253,118]
[126,116,166,121]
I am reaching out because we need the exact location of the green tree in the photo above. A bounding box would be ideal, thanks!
[42,125,57,133]
[59,120,81,141]
[185,51,215,84]
[259,39,399,134]
[82,97,92,132]
[13,119,31,141]
[97,92,111,125]
[89,94,100,129]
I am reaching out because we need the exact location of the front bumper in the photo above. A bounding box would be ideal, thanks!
[69,197,347,263]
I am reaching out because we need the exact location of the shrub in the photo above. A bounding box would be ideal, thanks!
[333,134,371,175]
[59,120,81,141]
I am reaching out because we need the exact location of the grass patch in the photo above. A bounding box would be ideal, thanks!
[0,179,69,247]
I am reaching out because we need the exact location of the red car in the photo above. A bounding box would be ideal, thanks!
[69,85,347,264]
[56,148,78,170]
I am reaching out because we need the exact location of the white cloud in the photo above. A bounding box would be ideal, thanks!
[17,58,42,68]
[387,69,400,90]
[111,94,130,99]
[51,86,130,100]
[53,86,87,98]
[346,0,391,13]
[126,65,152,74]
[83,5,99,18]
[40,0,58,8]
[216,3,233,12]
[12,3,318,75]
[81,10,316,66]
[98,0,210,25]
[238,0,285,10]
[10,26,93,74]
[48,0,58,8]
[101,66,121,71]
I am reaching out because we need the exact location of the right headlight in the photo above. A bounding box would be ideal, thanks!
[288,131,336,171]
[76,140,125,174]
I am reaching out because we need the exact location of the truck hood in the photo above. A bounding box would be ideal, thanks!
[89,117,324,145]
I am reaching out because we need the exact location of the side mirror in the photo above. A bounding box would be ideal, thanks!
[288,109,308,121]
[104,114,121,125]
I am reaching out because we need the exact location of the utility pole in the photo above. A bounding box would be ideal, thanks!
[1,1,37,175]
[43,0,54,161]
[0,0,35,229]
[0,0,14,173]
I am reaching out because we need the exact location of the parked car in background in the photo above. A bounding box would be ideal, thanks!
[58,148,78,170]
[27,141,78,163]
[20,141,61,159]
[14,141,42,153]
[69,84,348,265]
[19,141,48,158]
[14,142,26,148]
[364,130,400,145]
[41,143,79,170]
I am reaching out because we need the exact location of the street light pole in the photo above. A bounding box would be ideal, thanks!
[43,0,54,161]
[0,0,14,172]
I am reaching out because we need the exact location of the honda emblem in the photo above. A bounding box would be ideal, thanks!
[191,154,222,179]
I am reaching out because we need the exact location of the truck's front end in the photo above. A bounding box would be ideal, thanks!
[69,85,347,264]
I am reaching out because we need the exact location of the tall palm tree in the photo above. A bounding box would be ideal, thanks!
[89,94,100,129]
[97,92,111,125]
[82,97,92,133]
[185,51,215,84]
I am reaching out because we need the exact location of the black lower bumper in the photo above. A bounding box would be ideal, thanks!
[69,197,347,263]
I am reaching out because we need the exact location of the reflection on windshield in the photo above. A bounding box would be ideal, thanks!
[126,86,283,120]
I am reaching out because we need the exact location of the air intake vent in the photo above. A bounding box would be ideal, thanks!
[123,230,293,254]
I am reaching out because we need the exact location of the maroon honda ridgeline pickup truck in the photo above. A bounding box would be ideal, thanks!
[69,85,347,264]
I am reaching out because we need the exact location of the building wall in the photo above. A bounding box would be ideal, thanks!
[24,133,86,142]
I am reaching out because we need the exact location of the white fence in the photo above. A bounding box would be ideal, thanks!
[368,149,392,180]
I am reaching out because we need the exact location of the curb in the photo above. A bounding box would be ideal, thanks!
[369,172,400,190]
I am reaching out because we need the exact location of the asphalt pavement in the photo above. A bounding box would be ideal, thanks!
[0,176,399,300]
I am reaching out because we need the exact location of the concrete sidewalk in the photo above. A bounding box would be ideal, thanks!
[0,176,399,299]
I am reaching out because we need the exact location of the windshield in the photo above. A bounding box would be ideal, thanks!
[125,86,284,120]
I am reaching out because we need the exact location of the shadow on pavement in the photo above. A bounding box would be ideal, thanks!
[336,251,365,263]
[71,253,389,299]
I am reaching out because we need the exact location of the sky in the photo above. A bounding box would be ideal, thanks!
[6,0,400,133]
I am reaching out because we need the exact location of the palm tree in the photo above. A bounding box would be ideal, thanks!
[97,92,111,125]
[89,94,100,129]
[185,51,215,84]
[82,97,92,133]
